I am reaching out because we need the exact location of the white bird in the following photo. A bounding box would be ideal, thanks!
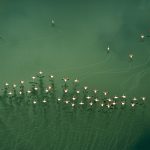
[107,46,110,54]
[129,54,133,61]
[79,101,84,105]
[140,34,145,39]
[51,19,55,26]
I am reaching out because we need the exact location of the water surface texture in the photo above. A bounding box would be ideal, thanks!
[0,0,150,149]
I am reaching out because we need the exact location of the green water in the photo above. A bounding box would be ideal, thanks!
[0,0,150,149]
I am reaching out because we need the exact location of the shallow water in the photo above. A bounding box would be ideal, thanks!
[0,0,150,149]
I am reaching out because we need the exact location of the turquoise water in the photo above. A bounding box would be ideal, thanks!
[0,0,150,149]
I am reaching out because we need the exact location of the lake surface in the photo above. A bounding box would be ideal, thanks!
[0,0,150,149]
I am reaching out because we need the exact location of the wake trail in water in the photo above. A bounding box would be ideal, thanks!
[51,54,112,73]
[80,51,150,81]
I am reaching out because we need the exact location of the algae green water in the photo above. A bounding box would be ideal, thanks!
[0,0,150,149]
